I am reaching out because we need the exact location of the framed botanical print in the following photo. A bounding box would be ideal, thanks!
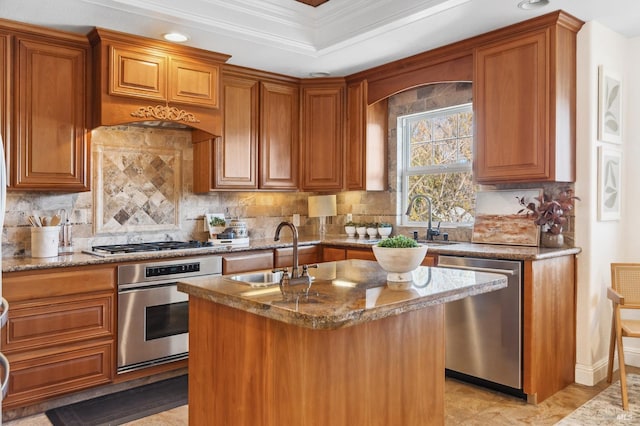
[598,65,622,144]
[598,146,622,221]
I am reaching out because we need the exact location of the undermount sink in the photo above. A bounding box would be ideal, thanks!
[227,271,283,287]
[417,240,459,246]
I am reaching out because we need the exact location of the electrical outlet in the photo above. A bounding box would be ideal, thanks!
[347,213,353,222]
[292,214,300,227]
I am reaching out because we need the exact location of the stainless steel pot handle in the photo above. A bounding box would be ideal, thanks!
[0,297,8,329]
[0,351,9,399]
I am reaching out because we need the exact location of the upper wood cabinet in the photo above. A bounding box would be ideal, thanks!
[89,28,230,136]
[193,66,299,192]
[473,12,582,183]
[346,80,387,191]
[260,80,299,189]
[300,79,345,191]
[11,29,90,191]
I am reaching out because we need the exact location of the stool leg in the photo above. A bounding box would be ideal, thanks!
[608,309,616,383]
[615,309,629,410]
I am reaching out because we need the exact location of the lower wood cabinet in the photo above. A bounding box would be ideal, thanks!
[1,264,116,409]
[322,245,437,266]
[222,250,274,275]
[274,246,319,268]
[4,341,112,409]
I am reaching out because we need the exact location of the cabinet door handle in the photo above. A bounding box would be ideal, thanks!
[0,297,8,329]
[0,352,9,399]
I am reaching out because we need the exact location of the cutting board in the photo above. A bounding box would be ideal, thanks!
[472,189,542,246]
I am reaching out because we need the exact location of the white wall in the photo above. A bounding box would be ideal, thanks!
[574,21,638,386]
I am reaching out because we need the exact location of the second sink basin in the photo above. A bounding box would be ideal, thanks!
[227,271,283,287]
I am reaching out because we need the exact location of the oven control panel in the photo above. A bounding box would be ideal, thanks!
[146,262,200,278]
[118,256,222,287]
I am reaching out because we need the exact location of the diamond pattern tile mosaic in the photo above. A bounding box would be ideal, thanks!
[95,144,181,233]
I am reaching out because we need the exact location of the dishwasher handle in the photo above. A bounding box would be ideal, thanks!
[438,264,515,276]
[0,351,9,399]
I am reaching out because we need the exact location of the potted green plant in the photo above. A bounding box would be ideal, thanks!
[356,223,368,239]
[206,214,227,238]
[517,188,580,248]
[345,221,357,238]
[372,235,427,284]
[377,222,392,239]
[365,222,378,239]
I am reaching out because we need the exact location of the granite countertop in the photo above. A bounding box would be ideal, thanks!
[2,234,580,273]
[177,259,507,330]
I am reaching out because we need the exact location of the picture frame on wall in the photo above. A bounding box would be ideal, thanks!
[598,65,623,144]
[598,146,622,221]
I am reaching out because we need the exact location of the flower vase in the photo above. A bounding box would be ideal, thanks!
[540,232,564,248]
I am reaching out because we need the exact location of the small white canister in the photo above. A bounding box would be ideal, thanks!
[31,226,60,258]
[229,220,248,238]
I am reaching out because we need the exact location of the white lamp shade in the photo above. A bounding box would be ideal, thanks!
[308,195,337,217]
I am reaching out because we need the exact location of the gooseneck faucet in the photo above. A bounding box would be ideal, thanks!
[274,221,299,278]
[274,221,314,300]
[405,194,440,241]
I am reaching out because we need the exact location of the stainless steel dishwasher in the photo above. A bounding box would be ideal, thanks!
[437,255,524,397]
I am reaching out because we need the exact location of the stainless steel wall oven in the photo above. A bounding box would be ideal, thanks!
[117,255,222,373]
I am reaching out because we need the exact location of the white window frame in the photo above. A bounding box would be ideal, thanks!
[399,103,473,226]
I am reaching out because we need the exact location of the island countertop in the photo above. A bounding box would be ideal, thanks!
[177,259,507,330]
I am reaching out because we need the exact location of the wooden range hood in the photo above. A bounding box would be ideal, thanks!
[88,28,231,136]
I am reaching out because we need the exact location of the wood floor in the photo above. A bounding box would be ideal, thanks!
[4,369,633,425]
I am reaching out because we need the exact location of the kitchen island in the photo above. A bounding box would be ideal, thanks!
[178,259,507,425]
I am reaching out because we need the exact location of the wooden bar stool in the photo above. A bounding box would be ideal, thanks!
[607,263,640,410]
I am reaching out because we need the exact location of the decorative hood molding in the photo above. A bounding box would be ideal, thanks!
[88,27,230,136]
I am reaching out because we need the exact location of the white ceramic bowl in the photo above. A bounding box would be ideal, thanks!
[372,245,428,282]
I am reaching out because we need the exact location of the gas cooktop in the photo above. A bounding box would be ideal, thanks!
[88,240,211,256]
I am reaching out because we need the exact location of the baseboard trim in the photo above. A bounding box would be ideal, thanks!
[575,347,640,386]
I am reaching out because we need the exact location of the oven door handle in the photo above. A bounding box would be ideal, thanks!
[118,280,180,292]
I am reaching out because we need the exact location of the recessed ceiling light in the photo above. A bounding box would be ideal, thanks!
[309,71,331,78]
[517,0,549,10]
[163,32,189,42]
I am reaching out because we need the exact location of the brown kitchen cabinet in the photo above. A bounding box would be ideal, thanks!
[1,264,116,409]
[89,28,229,136]
[193,66,299,192]
[346,80,387,191]
[473,13,582,183]
[322,245,436,266]
[8,25,90,191]
[300,79,345,191]
[274,245,319,268]
[222,250,275,275]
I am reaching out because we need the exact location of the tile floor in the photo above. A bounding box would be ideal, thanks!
[4,370,631,426]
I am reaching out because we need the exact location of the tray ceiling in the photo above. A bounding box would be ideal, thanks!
[1,0,639,78]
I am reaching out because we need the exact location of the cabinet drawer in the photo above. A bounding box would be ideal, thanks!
[322,246,346,262]
[222,250,274,275]
[346,248,376,261]
[3,265,116,302]
[274,246,319,268]
[3,292,114,353]
[3,341,113,409]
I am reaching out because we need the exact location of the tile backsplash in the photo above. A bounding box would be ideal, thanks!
[2,85,576,258]
[2,125,311,258]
